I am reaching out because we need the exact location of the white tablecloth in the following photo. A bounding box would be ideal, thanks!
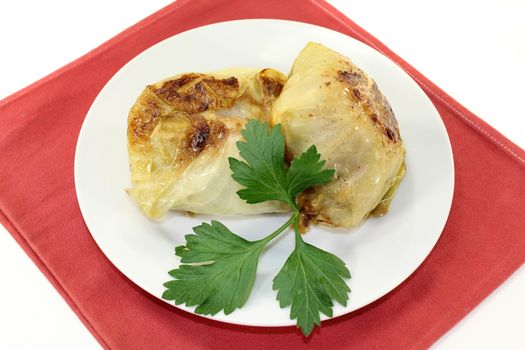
[1,1,523,348]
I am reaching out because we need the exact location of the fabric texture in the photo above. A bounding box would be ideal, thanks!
[1,0,524,349]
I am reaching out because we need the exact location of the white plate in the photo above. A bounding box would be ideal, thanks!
[75,20,454,327]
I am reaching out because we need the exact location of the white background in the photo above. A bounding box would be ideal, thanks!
[0,0,523,349]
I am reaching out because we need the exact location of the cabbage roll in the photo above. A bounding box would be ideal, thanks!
[271,43,406,228]
[127,68,289,218]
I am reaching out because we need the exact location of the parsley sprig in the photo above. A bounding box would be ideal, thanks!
[163,120,351,336]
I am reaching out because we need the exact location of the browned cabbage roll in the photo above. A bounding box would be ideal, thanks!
[271,43,406,228]
[127,68,289,218]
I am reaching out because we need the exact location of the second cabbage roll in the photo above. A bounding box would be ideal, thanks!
[271,43,406,228]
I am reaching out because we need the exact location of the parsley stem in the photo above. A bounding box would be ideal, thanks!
[260,213,296,245]
[292,210,305,246]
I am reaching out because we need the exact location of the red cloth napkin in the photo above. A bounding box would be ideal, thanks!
[1,0,524,348]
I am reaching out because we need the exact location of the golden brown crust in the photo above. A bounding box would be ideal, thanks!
[128,70,286,153]
[128,98,162,142]
[202,77,240,98]
[297,188,320,232]
[155,73,202,97]
[183,114,228,159]
[128,73,241,149]
[128,69,286,184]
[152,73,241,113]
[337,70,400,143]
[258,68,285,98]
[127,87,171,145]
[297,188,336,230]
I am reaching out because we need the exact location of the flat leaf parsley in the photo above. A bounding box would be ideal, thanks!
[163,120,351,336]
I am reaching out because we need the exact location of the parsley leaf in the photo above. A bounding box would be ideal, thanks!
[163,221,266,315]
[229,120,334,207]
[287,145,335,199]
[163,218,294,315]
[273,229,351,336]
[229,120,291,206]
